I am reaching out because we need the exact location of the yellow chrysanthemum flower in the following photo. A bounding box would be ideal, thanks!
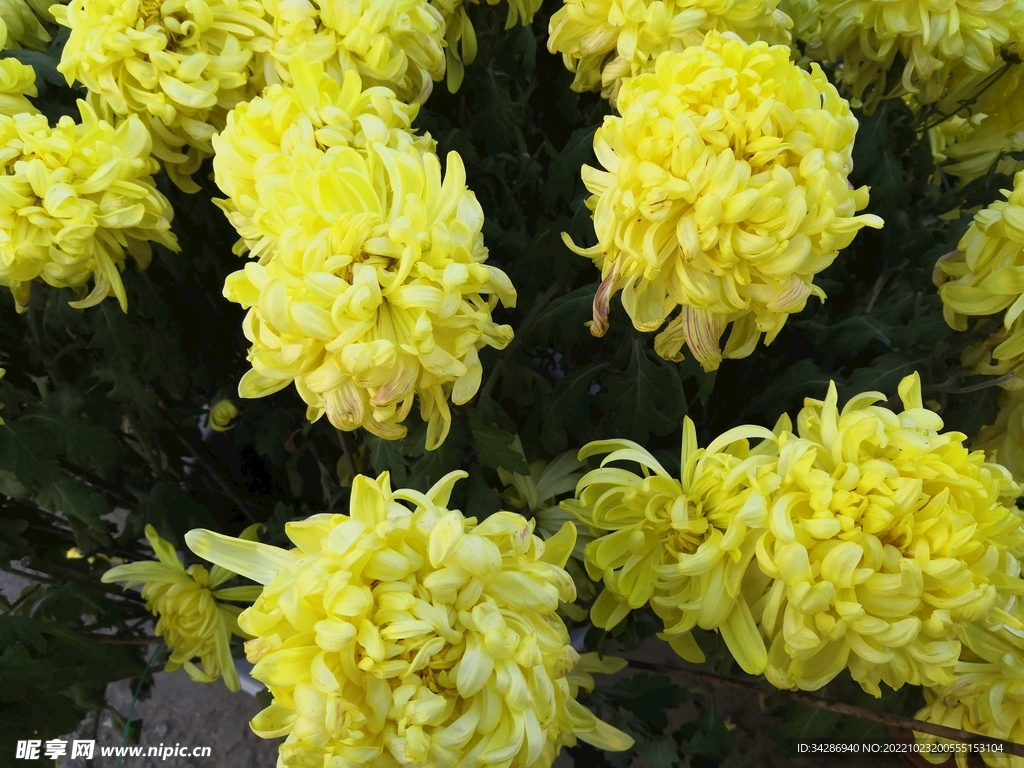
[431,0,542,92]
[0,58,38,117]
[547,0,793,105]
[258,0,445,105]
[937,170,1024,388]
[209,399,239,432]
[564,33,883,372]
[221,142,515,449]
[0,0,51,50]
[212,61,431,262]
[756,373,1024,696]
[102,524,263,691]
[816,0,1024,111]
[0,103,179,313]
[563,417,781,674]
[777,0,818,45]
[52,0,275,192]
[973,389,1024,484]
[186,471,634,768]
[927,63,1024,185]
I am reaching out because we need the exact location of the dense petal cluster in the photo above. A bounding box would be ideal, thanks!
[102,525,263,691]
[973,389,1024,484]
[53,0,275,191]
[756,374,1024,696]
[564,33,882,371]
[258,0,446,105]
[816,0,1024,111]
[563,418,781,674]
[0,58,38,117]
[186,471,634,768]
[777,0,818,45]
[212,62,429,261]
[0,103,179,312]
[0,0,51,50]
[917,620,1024,766]
[937,171,1024,388]
[547,0,792,104]
[431,0,543,91]
[215,63,515,449]
[927,63,1024,185]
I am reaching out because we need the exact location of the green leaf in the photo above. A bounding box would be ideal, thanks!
[742,359,836,420]
[599,341,685,443]
[35,477,112,540]
[544,125,597,206]
[467,406,529,474]
[535,361,608,454]
[606,672,688,732]
[842,352,924,398]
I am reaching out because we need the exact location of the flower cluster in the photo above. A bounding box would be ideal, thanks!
[186,471,634,768]
[0,103,179,312]
[974,389,1024,484]
[53,0,275,192]
[815,0,1024,111]
[0,58,38,117]
[102,525,263,691]
[927,64,1024,185]
[568,373,1024,698]
[547,0,792,105]
[258,0,446,104]
[0,0,51,50]
[564,420,781,674]
[564,33,882,372]
[432,0,543,91]
[215,62,515,449]
[937,170,1024,388]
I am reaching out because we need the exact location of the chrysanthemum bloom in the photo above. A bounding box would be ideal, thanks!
[258,0,445,105]
[564,33,883,371]
[916,620,1024,766]
[212,60,430,262]
[973,389,1024,484]
[755,373,1024,696]
[0,103,180,312]
[927,63,1024,185]
[222,138,515,449]
[431,0,542,91]
[52,0,275,192]
[209,399,239,431]
[102,524,264,691]
[185,471,634,767]
[816,0,1024,111]
[937,171,1024,388]
[0,0,51,50]
[0,58,38,117]
[547,0,792,105]
[777,0,818,45]
[563,417,781,674]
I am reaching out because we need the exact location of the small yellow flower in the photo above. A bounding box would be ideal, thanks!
[756,373,1024,696]
[209,399,239,432]
[0,103,180,313]
[102,524,264,691]
[563,417,781,674]
[0,58,39,117]
[258,0,446,105]
[52,0,275,192]
[926,63,1024,186]
[547,0,793,105]
[212,60,431,262]
[186,471,634,767]
[816,0,1024,111]
[937,171,1024,387]
[564,33,882,371]
[432,0,543,92]
[0,0,51,51]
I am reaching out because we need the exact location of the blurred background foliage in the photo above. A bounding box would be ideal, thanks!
[0,2,1009,764]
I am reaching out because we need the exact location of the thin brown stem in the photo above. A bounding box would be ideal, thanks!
[20,557,146,603]
[628,660,1024,758]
